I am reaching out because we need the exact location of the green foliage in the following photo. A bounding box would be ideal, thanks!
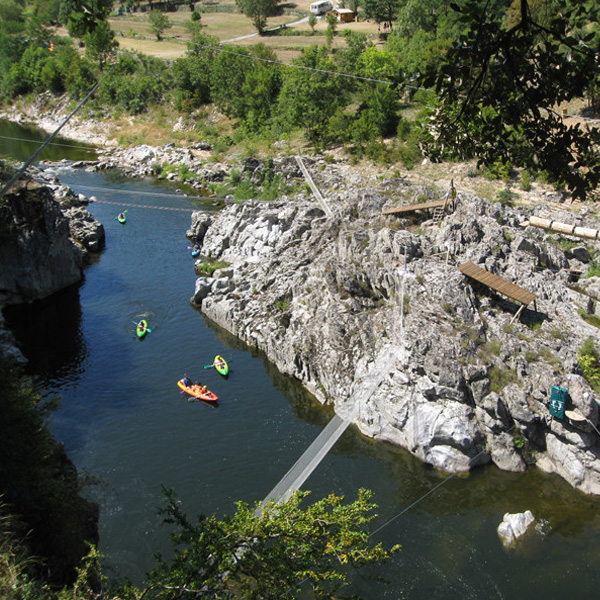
[276,297,290,311]
[488,365,519,392]
[585,260,600,279]
[361,0,399,25]
[485,159,513,182]
[140,487,400,599]
[276,46,350,141]
[83,18,118,69]
[424,0,600,200]
[355,84,400,140]
[149,10,172,41]
[64,0,113,38]
[196,259,229,276]
[520,169,532,191]
[578,308,600,330]
[97,52,167,114]
[0,355,97,585]
[171,27,218,111]
[235,0,281,34]
[513,429,526,449]
[496,188,518,205]
[576,338,600,392]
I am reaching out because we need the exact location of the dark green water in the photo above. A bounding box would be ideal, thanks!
[0,118,97,162]
[2,122,599,598]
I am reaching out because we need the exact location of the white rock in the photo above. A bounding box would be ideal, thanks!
[497,511,535,547]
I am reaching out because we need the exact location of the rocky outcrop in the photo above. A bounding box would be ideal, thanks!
[188,161,600,495]
[0,171,104,305]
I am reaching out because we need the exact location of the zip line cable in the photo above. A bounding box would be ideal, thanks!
[0,63,116,199]
[192,41,429,90]
[369,425,515,538]
[182,43,600,122]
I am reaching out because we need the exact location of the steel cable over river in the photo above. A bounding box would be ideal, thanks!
[1,121,599,599]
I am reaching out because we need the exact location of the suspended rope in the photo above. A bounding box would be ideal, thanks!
[92,198,197,212]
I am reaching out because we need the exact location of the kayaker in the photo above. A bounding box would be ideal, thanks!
[182,374,193,386]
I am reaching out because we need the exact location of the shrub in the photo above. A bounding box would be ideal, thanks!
[196,260,229,276]
[488,365,519,392]
[520,169,532,191]
[576,338,600,392]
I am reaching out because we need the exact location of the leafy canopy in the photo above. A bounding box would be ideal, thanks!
[422,0,600,200]
[140,487,401,599]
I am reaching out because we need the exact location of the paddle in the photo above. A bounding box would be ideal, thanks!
[204,358,230,370]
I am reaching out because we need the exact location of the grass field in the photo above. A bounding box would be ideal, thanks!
[106,1,382,61]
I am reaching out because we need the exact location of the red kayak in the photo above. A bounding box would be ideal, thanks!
[177,379,218,402]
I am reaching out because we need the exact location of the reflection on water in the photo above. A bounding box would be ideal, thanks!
[0,118,97,163]
[3,284,87,387]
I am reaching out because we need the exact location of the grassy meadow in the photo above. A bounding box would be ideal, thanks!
[102,1,382,60]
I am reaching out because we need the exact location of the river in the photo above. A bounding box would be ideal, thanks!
[2,119,599,599]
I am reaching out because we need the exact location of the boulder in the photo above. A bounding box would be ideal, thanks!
[497,511,535,547]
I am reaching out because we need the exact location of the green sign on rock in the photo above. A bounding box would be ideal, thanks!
[550,385,567,419]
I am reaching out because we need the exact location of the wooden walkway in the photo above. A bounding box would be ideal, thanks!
[459,262,537,308]
[383,199,448,215]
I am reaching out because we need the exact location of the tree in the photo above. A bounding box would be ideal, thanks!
[84,18,118,69]
[235,0,280,34]
[422,0,600,200]
[141,487,400,599]
[360,0,399,29]
[238,44,282,131]
[60,0,114,37]
[275,45,350,141]
[210,45,253,116]
[148,9,171,41]
[325,12,337,48]
[171,26,217,111]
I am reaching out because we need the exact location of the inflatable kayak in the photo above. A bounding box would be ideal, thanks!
[117,212,127,223]
[191,244,201,257]
[136,319,148,338]
[213,355,229,376]
[177,379,218,402]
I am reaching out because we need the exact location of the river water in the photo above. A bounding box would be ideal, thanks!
[2,120,599,599]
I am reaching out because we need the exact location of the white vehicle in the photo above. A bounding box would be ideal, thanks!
[310,0,333,15]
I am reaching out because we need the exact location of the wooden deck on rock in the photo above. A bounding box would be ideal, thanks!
[459,262,537,306]
[383,200,448,215]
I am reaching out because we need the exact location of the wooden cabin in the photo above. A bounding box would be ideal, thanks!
[332,8,356,22]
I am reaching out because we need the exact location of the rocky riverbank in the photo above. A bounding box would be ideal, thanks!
[185,159,600,495]
[0,165,105,306]
[0,163,103,584]
[2,110,599,495]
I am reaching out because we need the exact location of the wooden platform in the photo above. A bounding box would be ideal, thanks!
[458,262,537,307]
[383,199,448,215]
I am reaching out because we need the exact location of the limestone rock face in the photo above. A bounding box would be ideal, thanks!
[188,160,600,493]
[0,177,103,305]
[497,511,535,547]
